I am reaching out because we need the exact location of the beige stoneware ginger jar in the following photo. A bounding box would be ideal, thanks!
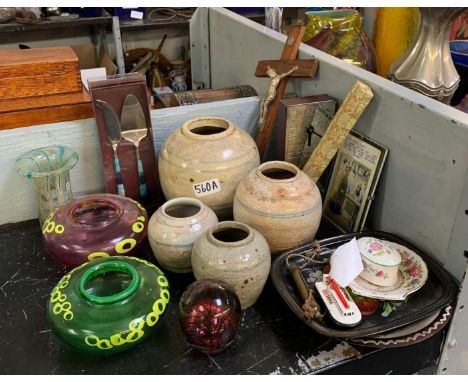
[233,161,322,254]
[148,197,218,273]
[191,221,271,309]
[158,116,260,219]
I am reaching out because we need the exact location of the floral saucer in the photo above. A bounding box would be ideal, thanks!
[349,241,428,301]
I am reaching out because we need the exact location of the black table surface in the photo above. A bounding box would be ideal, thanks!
[0,219,445,375]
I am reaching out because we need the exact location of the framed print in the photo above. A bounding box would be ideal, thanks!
[323,131,388,233]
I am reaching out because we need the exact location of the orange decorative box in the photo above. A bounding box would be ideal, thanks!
[0,47,93,130]
[0,47,82,100]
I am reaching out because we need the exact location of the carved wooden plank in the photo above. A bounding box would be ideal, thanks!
[255,59,319,78]
[254,25,305,158]
[302,80,374,182]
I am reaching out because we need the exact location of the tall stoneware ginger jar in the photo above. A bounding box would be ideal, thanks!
[234,161,322,254]
[158,117,260,219]
[192,221,271,309]
[148,197,218,273]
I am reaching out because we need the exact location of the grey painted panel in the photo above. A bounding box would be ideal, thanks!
[0,119,106,225]
[0,97,260,225]
[150,96,260,154]
[190,7,211,89]
[438,170,468,374]
[208,7,468,280]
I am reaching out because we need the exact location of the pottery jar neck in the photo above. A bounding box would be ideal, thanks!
[161,197,205,223]
[181,117,235,141]
[207,221,254,248]
[256,161,301,184]
[79,260,140,304]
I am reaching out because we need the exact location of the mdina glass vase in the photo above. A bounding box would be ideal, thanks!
[179,279,241,354]
[47,256,170,355]
[15,146,78,227]
[303,9,377,72]
[42,194,148,269]
[373,7,420,78]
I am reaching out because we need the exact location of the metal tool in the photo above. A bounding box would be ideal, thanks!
[289,265,324,321]
[120,94,149,201]
[95,100,126,196]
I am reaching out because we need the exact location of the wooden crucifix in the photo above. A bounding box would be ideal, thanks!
[254,25,319,158]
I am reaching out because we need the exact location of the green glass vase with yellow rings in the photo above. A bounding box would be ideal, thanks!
[47,256,170,355]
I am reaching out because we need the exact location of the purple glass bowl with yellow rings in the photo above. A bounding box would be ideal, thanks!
[47,256,170,354]
[42,193,148,269]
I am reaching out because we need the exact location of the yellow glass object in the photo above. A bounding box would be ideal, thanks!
[373,7,420,78]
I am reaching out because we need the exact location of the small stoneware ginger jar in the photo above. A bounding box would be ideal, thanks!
[192,221,271,309]
[358,237,402,287]
[148,197,218,273]
[47,256,170,355]
[42,194,148,269]
[158,116,260,219]
[233,161,322,254]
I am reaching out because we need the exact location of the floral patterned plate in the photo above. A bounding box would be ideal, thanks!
[349,241,428,301]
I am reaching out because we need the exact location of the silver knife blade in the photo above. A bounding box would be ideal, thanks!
[95,99,122,145]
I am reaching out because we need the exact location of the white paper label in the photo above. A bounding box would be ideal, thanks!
[130,10,143,19]
[329,237,363,288]
[80,67,107,91]
[192,179,221,197]
[153,86,174,95]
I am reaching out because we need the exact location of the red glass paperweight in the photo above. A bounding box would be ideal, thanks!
[178,279,241,354]
[42,193,148,269]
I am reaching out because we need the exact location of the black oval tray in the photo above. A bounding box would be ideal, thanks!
[270,231,458,338]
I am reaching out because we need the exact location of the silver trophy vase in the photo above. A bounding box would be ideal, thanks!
[389,7,466,104]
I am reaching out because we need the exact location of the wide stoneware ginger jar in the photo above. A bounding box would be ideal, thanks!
[234,161,322,254]
[42,194,148,269]
[148,197,218,273]
[158,116,260,219]
[47,256,170,354]
[192,221,271,309]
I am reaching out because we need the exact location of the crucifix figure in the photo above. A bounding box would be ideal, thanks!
[258,65,298,132]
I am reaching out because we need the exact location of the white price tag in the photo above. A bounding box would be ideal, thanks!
[153,86,174,95]
[130,10,144,20]
[192,179,221,197]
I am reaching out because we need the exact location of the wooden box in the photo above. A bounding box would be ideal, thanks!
[0,47,93,130]
[0,47,82,100]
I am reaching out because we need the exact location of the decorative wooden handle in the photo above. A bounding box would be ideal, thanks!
[302,80,374,183]
[135,149,149,203]
[113,152,125,197]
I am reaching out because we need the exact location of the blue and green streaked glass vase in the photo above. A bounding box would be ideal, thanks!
[15,146,79,227]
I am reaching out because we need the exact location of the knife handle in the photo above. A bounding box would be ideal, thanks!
[112,146,125,196]
[135,149,149,203]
